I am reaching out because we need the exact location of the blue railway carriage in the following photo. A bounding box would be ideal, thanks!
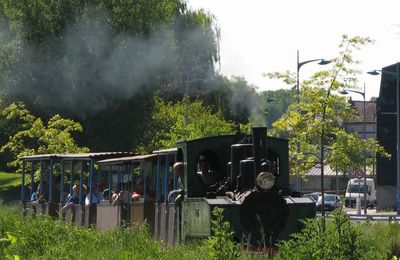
[20,152,133,225]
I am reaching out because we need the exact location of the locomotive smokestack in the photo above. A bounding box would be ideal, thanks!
[252,127,267,187]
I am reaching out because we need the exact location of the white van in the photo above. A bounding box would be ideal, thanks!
[345,178,376,208]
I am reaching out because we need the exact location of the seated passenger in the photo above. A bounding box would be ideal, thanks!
[102,189,111,202]
[32,183,48,204]
[111,190,130,206]
[31,186,40,202]
[174,162,184,190]
[85,186,103,206]
[131,178,144,201]
[168,162,184,204]
[62,185,80,213]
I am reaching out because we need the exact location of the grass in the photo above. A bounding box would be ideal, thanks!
[3,202,400,259]
[0,204,231,259]
[0,172,21,191]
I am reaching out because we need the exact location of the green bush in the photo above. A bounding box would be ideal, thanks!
[205,207,241,260]
[276,211,384,259]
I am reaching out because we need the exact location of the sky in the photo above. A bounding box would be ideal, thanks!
[187,0,400,101]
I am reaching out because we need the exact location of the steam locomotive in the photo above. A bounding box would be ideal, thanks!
[20,127,315,247]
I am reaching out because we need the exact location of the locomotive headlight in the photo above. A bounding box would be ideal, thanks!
[256,171,275,190]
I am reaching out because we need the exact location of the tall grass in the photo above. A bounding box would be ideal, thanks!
[275,210,400,259]
[4,204,400,259]
[0,204,210,259]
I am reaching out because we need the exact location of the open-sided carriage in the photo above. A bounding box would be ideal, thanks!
[20,152,133,226]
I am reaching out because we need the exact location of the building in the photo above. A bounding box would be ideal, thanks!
[342,99,377,140]
[376,63,398,210]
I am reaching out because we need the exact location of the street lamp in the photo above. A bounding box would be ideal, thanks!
[340,83,368,214]
[296,50,332,192]
[368,62,400,214]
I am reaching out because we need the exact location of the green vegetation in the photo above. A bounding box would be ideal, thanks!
[142,98,236,151]
[205,207,241,259]
[0,102,89,171]
[276,210,400,259]
[266,35,389,178]
[2,204,400,259]
[0,172,20,191]
[0,204,208,259]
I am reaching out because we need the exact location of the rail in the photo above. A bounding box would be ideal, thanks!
[316,213,400,222]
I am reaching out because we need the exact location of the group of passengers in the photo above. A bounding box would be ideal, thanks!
[30,156,215,216]
[58,179,148,212]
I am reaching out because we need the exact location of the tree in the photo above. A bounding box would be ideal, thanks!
[261,89,295,129]
[266,35,390,178]
[0,102,89,170]
[141,98,235,152]
[0,0,220,154]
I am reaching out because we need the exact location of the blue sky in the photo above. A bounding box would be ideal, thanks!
[188,0,400,100]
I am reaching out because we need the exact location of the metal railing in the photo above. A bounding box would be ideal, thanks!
[317,213,400,222]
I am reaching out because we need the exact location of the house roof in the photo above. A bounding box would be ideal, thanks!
[305,164,342,176]
[305,164,374,177]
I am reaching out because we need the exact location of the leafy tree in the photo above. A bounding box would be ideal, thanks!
[0,0,220,155]
[142,98,235,151]
[261,89,295,129]
[0,102,89,170]
[266,35,390,178]
[0,102,35,170]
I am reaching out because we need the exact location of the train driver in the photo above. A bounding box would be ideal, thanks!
[197,154,217,187]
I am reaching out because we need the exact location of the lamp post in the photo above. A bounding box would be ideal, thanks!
[296,50,331,192]
[368,62,400,214]
[340,83,367,214]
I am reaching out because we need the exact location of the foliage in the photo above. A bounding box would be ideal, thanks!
[0,102,89,171]
[260,89,294,129]
[266,35,389,177]
[0,204,233,259]
[142,98,235,151]
[0,172,20,191]
[0,0,220,156]
[2,204,400,259]
[205,207,240,260]
[0,231,19,260]
[361,221,400,258]
[275,210,382,259]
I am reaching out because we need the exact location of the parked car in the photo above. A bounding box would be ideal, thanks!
[302,192,321,202]
[316,194,343,212]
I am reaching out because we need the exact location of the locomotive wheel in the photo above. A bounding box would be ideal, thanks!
[239,189,289,247]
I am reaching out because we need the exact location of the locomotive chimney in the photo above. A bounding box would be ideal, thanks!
[252,127,267,187]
